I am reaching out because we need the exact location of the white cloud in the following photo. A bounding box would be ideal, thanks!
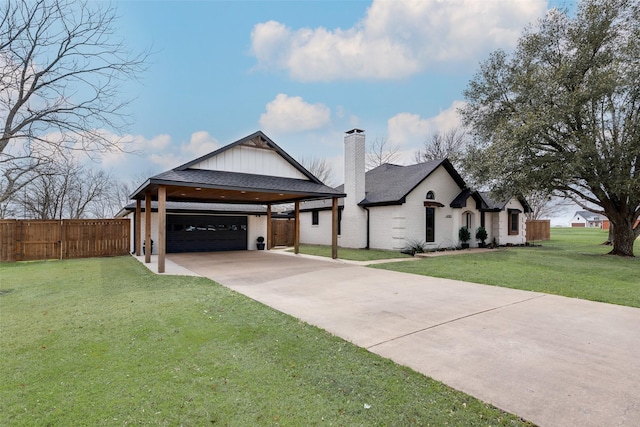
[251,0,546,81]
[72,130,220,180]
[259,94,331,133]
[183,131,219,157]
[388,100,466,146]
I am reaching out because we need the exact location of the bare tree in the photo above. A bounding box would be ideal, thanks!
[524,190,572,221]
[299,156,336,186]
[0,0,147,204]
[414,127,467,166]
[366,136,400,170]
[18,159,112,219]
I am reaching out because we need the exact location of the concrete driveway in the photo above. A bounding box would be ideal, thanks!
[168,250,640,427]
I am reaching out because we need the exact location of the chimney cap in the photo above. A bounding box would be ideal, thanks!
[345,128,364,134]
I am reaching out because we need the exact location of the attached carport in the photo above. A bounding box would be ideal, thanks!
[128,131,345,273]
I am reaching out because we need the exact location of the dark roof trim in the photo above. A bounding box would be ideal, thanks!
[174,130,322,185]
[518,197,532,213]
[450,188,485,209]
[424,201,445,207]
[358,197,406,208]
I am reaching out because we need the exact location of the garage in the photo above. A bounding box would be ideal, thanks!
[167,215,247,253]
[127,130,345,272]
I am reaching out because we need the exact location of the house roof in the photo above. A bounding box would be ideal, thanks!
[300,159,466,210]
[573,210,605,220]
[450,188,485,209]
[128,131,345,205]
[359,159,466,206]
[478,192,532,213]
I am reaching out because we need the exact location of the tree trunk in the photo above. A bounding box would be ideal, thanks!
[602,223,614,246]
[607,218,636,257]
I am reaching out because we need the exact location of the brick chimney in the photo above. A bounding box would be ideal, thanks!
[341,129,367,248]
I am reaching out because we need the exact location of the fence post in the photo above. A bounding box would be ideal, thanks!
[59,220,64,260]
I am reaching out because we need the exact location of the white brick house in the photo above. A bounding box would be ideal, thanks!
[299,129,530,251]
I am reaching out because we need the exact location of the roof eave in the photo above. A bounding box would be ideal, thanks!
[359,197,405,207]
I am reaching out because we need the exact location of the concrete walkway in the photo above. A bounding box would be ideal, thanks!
[163,251,639,427]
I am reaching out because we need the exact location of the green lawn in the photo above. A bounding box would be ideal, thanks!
[374,228,640,308]
[0,257,531,426]
[290,245,413,261]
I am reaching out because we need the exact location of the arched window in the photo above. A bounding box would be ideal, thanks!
[426,191,435,200]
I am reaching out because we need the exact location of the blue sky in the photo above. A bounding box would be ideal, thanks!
[100,0,577,189]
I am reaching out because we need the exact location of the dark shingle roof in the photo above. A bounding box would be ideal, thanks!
[150,168,343,198]
[300,159,465,210]
[478,192,509,211]
[451,188,479,208]
[360,160,466,206]
[478,192,532,213]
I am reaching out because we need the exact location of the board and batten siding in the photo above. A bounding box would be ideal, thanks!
[190,145,308,179]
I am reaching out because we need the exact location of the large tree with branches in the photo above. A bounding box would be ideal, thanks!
[0,0,147,204]
[460,0,640,256]
[366,136,399,170]
[414,127,467,168]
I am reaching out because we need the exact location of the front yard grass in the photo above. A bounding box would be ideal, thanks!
[374,228,640,308]
[0,256,531,426]
[290,244,413,261]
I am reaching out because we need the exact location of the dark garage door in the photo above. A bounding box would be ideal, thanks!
[167,215,248,253]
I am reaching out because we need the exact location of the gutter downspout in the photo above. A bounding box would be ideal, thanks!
[364,206,370,249]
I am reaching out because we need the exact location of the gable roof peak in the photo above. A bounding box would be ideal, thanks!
[171,130,321,184]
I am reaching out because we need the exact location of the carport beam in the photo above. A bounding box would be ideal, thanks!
[158,185,166,273]
[144,192,151,264]
[267,204,272,250]
[294,201,300,254]
[332,197,338,259]
[135,199,141,256]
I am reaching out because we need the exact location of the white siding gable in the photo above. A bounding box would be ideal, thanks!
[190,145,308,180]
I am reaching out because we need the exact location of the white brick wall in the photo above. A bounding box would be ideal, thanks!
[299,209,334,245]
[341,130,368,248]
[298,164,529,251]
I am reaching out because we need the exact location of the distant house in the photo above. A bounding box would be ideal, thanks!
[298,129,531,250]
[571,211,606,228]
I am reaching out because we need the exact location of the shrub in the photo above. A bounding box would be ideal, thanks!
[402,239,427,256]
[458,227,471,243]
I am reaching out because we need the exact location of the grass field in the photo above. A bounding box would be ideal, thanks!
[0,256,531,426]
[374,228,640,308]
[289,245,413,261]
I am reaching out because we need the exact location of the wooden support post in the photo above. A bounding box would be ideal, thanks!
[145,192,151,264]
[266,205,272,250]
[158,185,166,274]
[332,197,338,259]
[294,201,300,254]
[59,220,64,260]
[135,199,141,256]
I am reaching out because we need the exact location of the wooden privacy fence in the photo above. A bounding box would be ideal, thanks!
[271,218,295,247]
[526,219,551,241]
[0,219,130,262]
